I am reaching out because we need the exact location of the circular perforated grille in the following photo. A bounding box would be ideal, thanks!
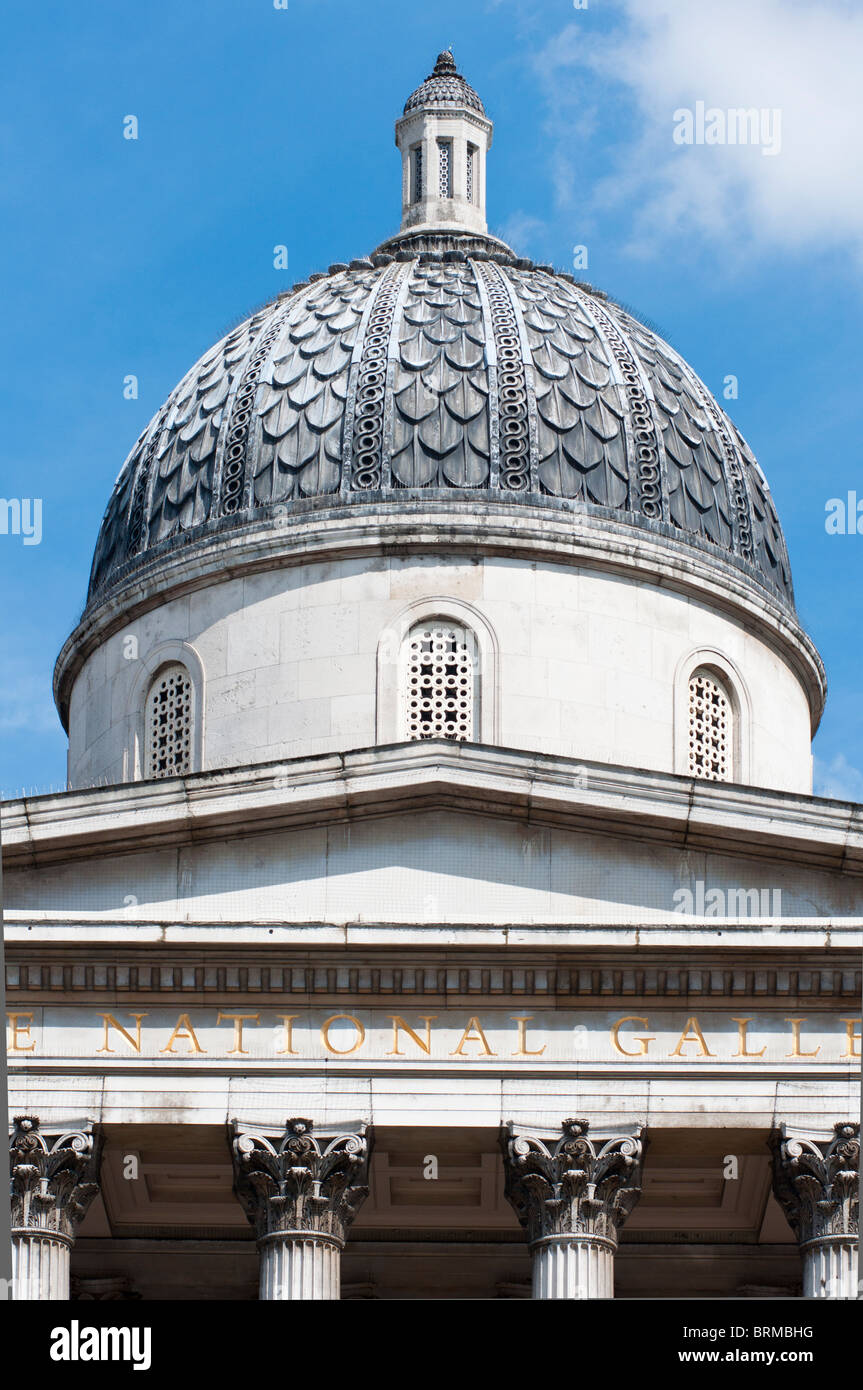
[688,670,731,782]
[406,625,474,741]
[438,141,451,198]
[145,665,192,779]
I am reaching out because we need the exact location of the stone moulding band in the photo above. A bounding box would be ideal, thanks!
[799,1234,858,1252]
[256,1230,345,1250]
[529,1233,617,1253]
[52,503,827,736]
[10,1228,74,1248]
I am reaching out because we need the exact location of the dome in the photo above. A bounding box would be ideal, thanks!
[403,50,485,115]
[58,50,823,800]
[86,49,793,615]
[88,247,793,610]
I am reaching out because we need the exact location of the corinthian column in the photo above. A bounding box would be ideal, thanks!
[770,1122,859,1299]
[500,1118,646,1299]
[9,1116,103,1300]
[230,1117,372,1300]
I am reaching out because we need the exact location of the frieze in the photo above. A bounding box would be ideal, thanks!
[6,1006,861,1065]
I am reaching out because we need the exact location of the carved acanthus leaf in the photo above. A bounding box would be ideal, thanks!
[500,1118,645,1246]
[9,1116,102,1237]
[770,1122,859,1244]
[230,1117,372,1244]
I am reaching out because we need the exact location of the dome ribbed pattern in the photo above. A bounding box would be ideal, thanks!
[87,243,793,610]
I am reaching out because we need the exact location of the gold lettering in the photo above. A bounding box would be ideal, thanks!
[449,1016,496,1057]
[669,1016,714,1058]
[611,1015,654,1058]
[731,1017,766,1059]
[97,1012,147,1054]
[784,1018,820,1059]
[276,1014,299,1056]
[387,1015,437,1056]
[839,1018,862,1060]
[320,1014,365,1056]
[6,1012,35,1053]
[216,1012,260,1056]
[20,1006,862,1065]
[159,1013,206,1055]
[511,1016,546,1057]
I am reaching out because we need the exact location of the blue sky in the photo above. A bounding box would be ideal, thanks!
[1,0,862,798]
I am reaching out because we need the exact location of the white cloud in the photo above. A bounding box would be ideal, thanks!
[813,753,863,802]
[532,0,863,263]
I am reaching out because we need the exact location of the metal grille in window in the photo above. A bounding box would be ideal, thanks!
[412,147,423,202]
[406,625,474,741]
[438,140,452,198]
[687,670,732,782]
[145,665,192,779]
[466,144,476,203]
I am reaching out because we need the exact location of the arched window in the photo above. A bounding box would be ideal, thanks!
[144,664,193,779]
[687,667,734,782]
[404,621,477,741]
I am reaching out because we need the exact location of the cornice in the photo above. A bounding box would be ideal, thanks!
[3,741,861,874]
[394,106,492,136]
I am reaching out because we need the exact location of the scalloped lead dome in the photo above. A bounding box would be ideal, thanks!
[404,49,485,114]
[86,53,793,613]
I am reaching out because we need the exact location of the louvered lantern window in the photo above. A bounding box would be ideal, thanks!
[438,140,452,198]
[466,144,476,203]
[405,623,476,741]
[412,146,423,202]
[145,665,193,779]
[687,669,733,782]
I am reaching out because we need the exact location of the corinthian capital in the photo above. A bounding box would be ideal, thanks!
[500,1118,646,1246]
[770,1122,859,1245]
[9,1116,103,1238]
[230,1117,373,1245]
